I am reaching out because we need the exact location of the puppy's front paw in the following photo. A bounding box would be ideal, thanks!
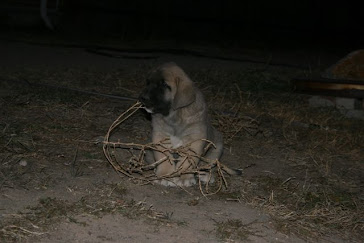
[156,175,196,187]
[198,172,215,184]
[158,179,177,187]
[175,174,196,187]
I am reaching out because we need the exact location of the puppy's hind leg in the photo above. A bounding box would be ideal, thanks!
[199,146,223,184]
[198,129,224,184]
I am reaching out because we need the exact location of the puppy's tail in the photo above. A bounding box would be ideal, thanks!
[221,164,243,176]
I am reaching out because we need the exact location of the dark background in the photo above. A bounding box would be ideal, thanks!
[1,0,363,50]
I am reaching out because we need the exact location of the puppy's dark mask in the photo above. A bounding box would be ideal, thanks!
[139,71,171,116]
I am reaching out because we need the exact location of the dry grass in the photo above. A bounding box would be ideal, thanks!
[199,70,364,240]
[98,66,363,240]
[1,64,363,241]
[215,219,257,242]
[0,182,176,242]
[237,175,363,240]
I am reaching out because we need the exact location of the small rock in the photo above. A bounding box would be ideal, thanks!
[19,159,28,167]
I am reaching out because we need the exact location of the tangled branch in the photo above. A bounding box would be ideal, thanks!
[103,101,235,195]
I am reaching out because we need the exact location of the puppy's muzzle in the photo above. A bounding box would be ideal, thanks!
[138,92,154,113]
[138,91,150,104]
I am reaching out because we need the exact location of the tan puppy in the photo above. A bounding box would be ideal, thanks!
[139,62,238,186]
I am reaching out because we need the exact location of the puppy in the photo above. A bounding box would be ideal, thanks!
[139,62,238,186]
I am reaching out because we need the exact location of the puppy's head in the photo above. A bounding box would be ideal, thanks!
[139,62,196,116]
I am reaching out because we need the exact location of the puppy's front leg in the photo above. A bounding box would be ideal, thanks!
[154,151,179,186]
[154,150,174,176]
[174,140,205,187]
[152,133,177,186]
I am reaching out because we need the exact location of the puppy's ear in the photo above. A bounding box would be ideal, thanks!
[172,77,196,110]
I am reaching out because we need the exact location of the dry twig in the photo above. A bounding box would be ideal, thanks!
[103,101,234,195]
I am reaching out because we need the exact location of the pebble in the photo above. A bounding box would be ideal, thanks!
[19,159,28,167]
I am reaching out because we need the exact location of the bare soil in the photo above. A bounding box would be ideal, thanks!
[0,35,363,242]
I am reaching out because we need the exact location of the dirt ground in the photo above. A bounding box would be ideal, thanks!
[0,34,363,242]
